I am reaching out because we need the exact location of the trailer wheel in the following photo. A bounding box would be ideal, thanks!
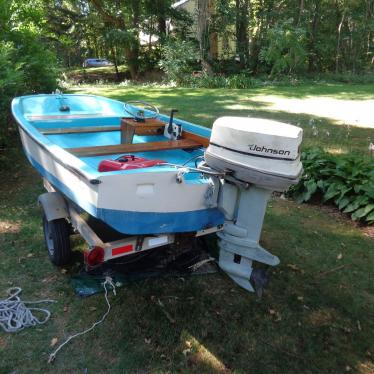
[42,214,72,266]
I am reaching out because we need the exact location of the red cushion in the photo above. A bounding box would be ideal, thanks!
[98,155,165,172]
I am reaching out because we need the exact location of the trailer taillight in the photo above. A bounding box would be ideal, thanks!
[85,246,104,266]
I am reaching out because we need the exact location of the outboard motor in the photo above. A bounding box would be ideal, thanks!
[205,117,303,293]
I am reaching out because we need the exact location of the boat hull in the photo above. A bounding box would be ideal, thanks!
[17,112,224,235]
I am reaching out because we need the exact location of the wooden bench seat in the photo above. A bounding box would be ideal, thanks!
[39,120,210,148]
[67,139,202,157]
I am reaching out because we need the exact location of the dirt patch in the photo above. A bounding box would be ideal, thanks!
[362,226,374,238]
[0,336,7,349]
[0,220,21,234]
[309,308,336,327]
[66,70,130,84]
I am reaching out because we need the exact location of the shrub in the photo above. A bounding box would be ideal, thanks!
[259,20,307,76]
[0,41,25,147]
[289,148,374,224]
[17,35,59,93]
[181,72,262,89]
[0,33,59,152]
[159,39,199,83]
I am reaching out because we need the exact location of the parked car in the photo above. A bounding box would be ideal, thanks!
[83,58,113,68]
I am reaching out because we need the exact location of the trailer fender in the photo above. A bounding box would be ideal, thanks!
[38,192,69,221]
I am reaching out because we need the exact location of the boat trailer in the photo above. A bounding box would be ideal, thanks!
[38,116,303,295]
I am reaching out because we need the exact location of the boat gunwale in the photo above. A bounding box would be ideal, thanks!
[11,94,212,182]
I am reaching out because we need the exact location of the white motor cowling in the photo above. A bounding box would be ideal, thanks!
[205,117,303,191]
[206,117,304,295]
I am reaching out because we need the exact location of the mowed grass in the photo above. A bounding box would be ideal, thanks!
[1,83,374,373]
[71,82,374,155]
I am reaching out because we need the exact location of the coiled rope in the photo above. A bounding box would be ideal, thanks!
[48,276,116,363]
[0,287,56,333]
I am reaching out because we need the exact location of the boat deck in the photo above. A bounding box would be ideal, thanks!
[18,93,210,177]
[42,126,206,175]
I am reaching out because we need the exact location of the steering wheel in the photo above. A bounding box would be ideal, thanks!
[124,100,159,121]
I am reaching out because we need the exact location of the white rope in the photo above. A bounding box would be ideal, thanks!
[188,257,216,272]
[0,287,56,333]
[48,276,116,363]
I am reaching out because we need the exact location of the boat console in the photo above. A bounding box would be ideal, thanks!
[205,117,303,294]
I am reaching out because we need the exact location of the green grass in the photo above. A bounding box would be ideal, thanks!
[70,83,374,155]
[1,83,374,373]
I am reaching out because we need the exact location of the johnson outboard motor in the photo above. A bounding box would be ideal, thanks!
[204,117,303,293]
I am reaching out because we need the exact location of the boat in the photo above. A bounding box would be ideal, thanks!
[11,92,303,294]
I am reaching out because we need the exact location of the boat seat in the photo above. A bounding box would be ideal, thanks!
[40,126,120,135]
[67,139,203,157]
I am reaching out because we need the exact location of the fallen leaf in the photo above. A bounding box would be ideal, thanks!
[50,337,58,347]
[286,263,301,272]
[337,253,343,260]
[27,253,33,258]
[357,320,362,331]
[268,308,281,321]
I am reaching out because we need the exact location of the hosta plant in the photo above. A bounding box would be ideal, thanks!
[289,148,374,224]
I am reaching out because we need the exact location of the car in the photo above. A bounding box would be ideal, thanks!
[82,58,114,68]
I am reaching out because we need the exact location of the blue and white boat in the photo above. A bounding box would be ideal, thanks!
[12,92,303,294]
[11,94,224,235]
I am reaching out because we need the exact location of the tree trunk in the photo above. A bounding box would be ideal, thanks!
[335,3,346,73]
[308,0,320,72]
[125,0,140,80]
[197,0,214,74]
[236,0,249,69]
[111,47,120,81]
[296,0,304,26]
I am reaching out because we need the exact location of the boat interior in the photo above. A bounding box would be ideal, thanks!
[28,113,209,176]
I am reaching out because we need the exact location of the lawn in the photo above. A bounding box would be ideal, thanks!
[65,65,129,83]
[71,82,374,155]
[0,83,373,373]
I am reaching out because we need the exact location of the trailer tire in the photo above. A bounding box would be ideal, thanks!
[42,214,72,266]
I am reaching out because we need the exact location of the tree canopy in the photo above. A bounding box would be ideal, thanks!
[1,0,372,79]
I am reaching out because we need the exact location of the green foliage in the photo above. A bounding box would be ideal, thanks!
[0,0,59,150]
[289,148,374,224]
[0,41,24,148]
[182,73,261,89]
[15,33,59,93]
[259,21,307,76]
[0,35,59,145]
[159,39,198,83]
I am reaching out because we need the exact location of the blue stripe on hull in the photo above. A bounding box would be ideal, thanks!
[25,148,224,234]
[98,207,224,235]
